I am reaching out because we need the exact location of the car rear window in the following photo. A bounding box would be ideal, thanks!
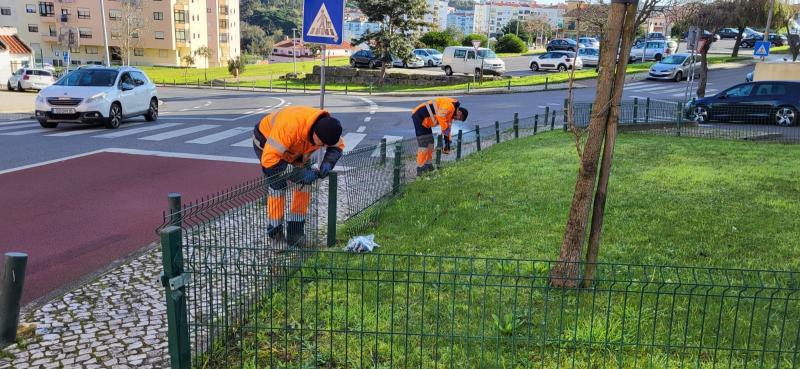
[25,70,52,76]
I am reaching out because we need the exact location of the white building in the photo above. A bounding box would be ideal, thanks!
[424,0,449,30]
[0,27,33,85]
[447,9,474,35]
[473,0,538,36]
[533,6,565,30]
[343,21,381,45]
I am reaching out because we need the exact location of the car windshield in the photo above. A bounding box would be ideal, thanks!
[55,69,118,87]
[427,49,442,55]
[478,50,497,58]
[660,55,686,64]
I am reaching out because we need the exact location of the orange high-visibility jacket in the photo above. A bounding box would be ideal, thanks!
[256,106,345,169]
[412,97,459,138]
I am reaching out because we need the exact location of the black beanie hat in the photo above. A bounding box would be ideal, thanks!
[313,116,343,145]
[458,107,469,121]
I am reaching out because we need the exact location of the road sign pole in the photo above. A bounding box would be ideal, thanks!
[320,45,326,109]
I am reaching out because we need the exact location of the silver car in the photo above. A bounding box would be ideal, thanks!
[577,48,599,67]
[647,53,701,82]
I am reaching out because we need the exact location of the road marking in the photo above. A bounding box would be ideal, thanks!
[371,135,404,157]
[0,149,110,174]
[180,108,190,112]
[357,126,366,133]
[93,123,184,138]
[342,132,367,153]
[139,124,219,141]
[625,82,646,87]
[45,126,127,137]
[547,103,561,106]
[186,126,251,144]
[232,138,252,147]
[102,148,258,164]
[364,117,372,122]
[0,128,45,136]
[0,120,35,126]
[204,101,211,106]
[244,111,254,114]
[0,123,37,132]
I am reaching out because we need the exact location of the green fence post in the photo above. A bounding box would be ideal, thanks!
[252,81,256,92]
[285,79,288,92]
[675,101,683,137]
[369,83,373,95]
[513,112,519,138]
[475,125,481,152]
[327,172,337,247]
[467,82,471,94]
[563,106,568,127]
[223,78,226,89]
[303,79,307,93]
[168,193,181,227]
[345,83,348,95]
[379,138,387,166]
[545,77,548,90]
[534,114,539,134]
[495,120,500,143]
[269,75,273,92]
[173,79,176,87]
[161,226,191,369]
[507,80,511,90]
[633,97,639,124]
[435,135,442,167]
[392,142,403,194]
[197,78,200,88]
[456,129,463,160]
[544,107,550,128]
[0,252,27,345]
[645,97,651,124]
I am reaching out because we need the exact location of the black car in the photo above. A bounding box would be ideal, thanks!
[546,39,581,52]
[681,30,721,42]
[350,50,387,69]
[741,33,787,47]
[686,81,800,126]
[717,28,740,39]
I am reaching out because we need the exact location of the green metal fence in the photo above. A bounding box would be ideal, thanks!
[158,104,799,369]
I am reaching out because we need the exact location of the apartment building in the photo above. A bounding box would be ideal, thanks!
[0,0,239,68]
[473,0,538,36]
[446,9,474,35]
[424,0,448,31]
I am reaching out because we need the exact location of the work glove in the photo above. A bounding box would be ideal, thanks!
[300,168,319,185]
[318,147,342,179]
[264,161,289,191]
[318,162,334,178]
[442,138,452,155]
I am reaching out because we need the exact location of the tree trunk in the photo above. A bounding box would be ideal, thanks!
[549,1,628,289]
[581,1,638,288]
[697,44,711,97]
[731,27,745,57]
[789,34,800,62]
[378,63,387,87]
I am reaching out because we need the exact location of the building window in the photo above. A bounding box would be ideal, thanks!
[153,11,163,20]
[85,46,98,54]
[26,4,36,13]
[28,24,39,32]
[134,48,144,56]
[48,24,56,36]
[174,10,187,23]
[109,9,121,20]
[219,6,228,15]
[176,30,186,41]
[1,7,11,15]
[79,28,91,38]
[78,8,90,19]
[219,33,228,42]
[70,46,80,54]
[219,19,227,28]
[61,8,70,15]
[111,31,120,40]
[131,32,139,38]
[154,31,165,39]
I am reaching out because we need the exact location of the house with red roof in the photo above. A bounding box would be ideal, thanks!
[268,36,354,63]
[0,27,33,86]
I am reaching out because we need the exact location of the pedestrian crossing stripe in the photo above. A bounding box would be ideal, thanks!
[307,3,339,42]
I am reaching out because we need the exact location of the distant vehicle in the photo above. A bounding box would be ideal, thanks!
[647,32,666,40]
[578,37,599,49]
[744,27,763,38]
[529,51,583,72]
[413,48,443,67]
[717,28,740,39]
[441,46,505,76]
[682,30,721,42]
[629,40,677,62]
[34,66,159,129]
[577,47,599,67]
[685,81,800,126]
[6,68,56,91]
[647,53,701,82]
[392,54,425,68]
[350,50,387,69]
[546,38,582,52]
[741,33,787,47]
[745,71,753,82]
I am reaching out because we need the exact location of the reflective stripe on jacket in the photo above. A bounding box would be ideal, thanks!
[255,106,345,169]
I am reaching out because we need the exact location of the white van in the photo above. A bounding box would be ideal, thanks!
[441,46,506,77]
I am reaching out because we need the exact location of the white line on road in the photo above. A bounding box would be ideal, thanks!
[180,108,189,112]
[93,123,184,138]
[357,126,366,133]
[0,128,45,136]
[204,101,212,106]
[44,124,143,137]
[0,123,36,132]
[232,138,252,147]
[0,120,34,126]
[0,149,109,174]
[186,126,251,144]
[547,103,561,106]
[342,132,367,153]
[102,148,259,164]
[139,124,219,141]
[364,117,372,122]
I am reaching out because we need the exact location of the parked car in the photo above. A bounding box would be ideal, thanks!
[413,48,443,67]
[682,30,721,42]
[629,40,677,62]
[34,66,159,129]
[577,37,599,49]
[350,50,387,69]
[546,38,582,52]
[529,51,583,72]
[647,53,701,82]
[717,28,740,39]
[441,46,506,76]
[577,47,599,67]
[685,81,800,126]
[646,32,667,40]
[741,33,787,47]
[7,68,56,91]
[392,54,425,68]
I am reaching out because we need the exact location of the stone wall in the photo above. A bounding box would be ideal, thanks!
[304,66,507,86]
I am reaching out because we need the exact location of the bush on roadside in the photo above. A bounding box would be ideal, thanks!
[227,57,246,78]
[420,31,457,51]
[462,34,489,47]
[496,34,528,53]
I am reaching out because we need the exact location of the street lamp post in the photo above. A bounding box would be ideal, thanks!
[99,0,111,66]
[291,28,298,76]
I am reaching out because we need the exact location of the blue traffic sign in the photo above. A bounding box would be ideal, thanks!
[302,0,344,45]
[754,41,771,57]
[63,51,69,63]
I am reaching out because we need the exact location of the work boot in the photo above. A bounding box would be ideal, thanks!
[286,220,306,248]
[416,164,434,176]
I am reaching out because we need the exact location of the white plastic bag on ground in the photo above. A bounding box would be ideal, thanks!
[344,234,380,253]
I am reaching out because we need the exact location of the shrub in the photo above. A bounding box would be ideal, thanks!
[496,34,528,53]
[462,34,489,47]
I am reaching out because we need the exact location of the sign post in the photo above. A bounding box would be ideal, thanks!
[472,39,483,84]
[303,0,344,110]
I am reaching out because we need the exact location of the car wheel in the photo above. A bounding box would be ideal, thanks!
[403,61,408,68]
[350,59,356,67]
[6,82,12,91]
[530,62,539,71]
[145,98,159,121]
[655,54,662,61]
[105,103,123,129]
[557,64,567,72]
[427,60,433,67]
[17,82,24,92]
[773,106,797,126]
[38,119,58,128]
[691,105,709,123]
[444,66,453,76]
[368,61,376,69]
[674,71,683,82]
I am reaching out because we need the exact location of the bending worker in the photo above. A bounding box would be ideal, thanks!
[253,106,345,247]
[411,97,468,175]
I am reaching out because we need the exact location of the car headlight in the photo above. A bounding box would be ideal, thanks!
[84,92,106,105]
[36,95,46,104]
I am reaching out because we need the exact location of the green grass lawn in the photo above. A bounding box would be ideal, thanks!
[139,57,349,84]
[206,133,800,369]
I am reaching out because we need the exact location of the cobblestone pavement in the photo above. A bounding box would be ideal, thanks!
[0,248,169,369]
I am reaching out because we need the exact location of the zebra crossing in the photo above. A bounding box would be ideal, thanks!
[624,81,718,98]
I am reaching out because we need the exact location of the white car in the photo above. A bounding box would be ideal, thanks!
[35,66,159,129]
[413,48,443,67]
[577,48,599,67]
[629,40,677,62]
[7,68,56,91]
[529,51,583,72]
[392,54,425,68]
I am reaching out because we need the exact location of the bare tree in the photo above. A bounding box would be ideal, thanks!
[523,16,552,48]
[730,0,769,57]
[111,0,149,65]
[565,4,609,38]
[688,0,735,97]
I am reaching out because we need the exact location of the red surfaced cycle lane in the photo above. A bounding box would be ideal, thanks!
[0,152,257,304]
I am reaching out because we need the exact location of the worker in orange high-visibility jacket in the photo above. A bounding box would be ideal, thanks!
[411,97,468,175]
[252,106,345,247]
